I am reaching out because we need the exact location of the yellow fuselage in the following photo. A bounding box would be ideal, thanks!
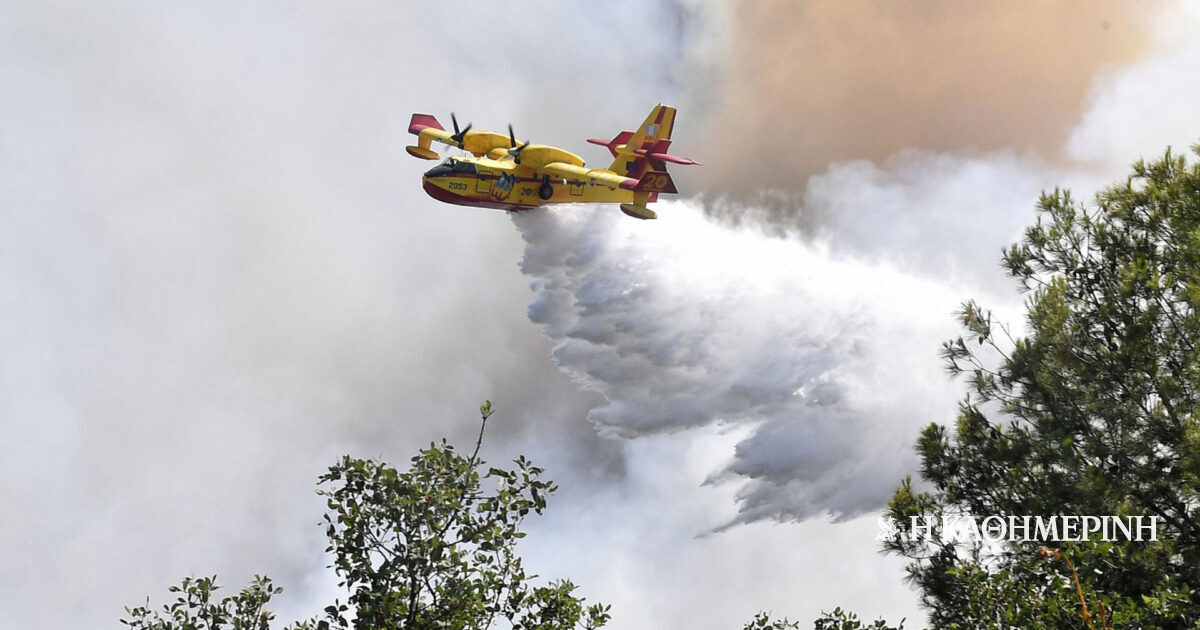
[421,159,636,211]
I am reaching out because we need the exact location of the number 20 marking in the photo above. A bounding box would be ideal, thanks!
[645,175,668,191]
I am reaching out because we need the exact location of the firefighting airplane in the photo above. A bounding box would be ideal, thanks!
[405,104,697,220]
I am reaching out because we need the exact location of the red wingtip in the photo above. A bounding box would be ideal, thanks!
[408,113,443,135]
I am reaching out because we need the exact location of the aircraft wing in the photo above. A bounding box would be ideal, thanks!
[422,129,512,157]
[538,162,635,190]
[472,157,519,173]
[406,114,513,159]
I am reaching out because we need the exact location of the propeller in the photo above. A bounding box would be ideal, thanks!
[506,124,529,164]
[450,113,472,147]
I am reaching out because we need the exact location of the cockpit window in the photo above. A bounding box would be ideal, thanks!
[434,159,477,173]
[425,158,476,178]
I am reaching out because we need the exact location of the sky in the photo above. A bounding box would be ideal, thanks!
[3,1,1200,628]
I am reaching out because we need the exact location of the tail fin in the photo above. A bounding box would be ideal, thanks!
[629,104,676,149]
[587,104,698,178]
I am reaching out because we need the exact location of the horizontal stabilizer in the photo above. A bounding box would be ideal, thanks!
[648,152,700,165]
[587,131,635,158]
[645,139,698,165]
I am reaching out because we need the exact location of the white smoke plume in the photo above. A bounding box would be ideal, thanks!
[514,199,1000,523]
[506,0,1200,525]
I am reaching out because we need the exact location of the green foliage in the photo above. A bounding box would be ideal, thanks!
[812,608,904,630]
[878,147,1200,628]
[124,402,609,630]
[744,609,902,630]
[742,611,800,630]
[122,575,282,630]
